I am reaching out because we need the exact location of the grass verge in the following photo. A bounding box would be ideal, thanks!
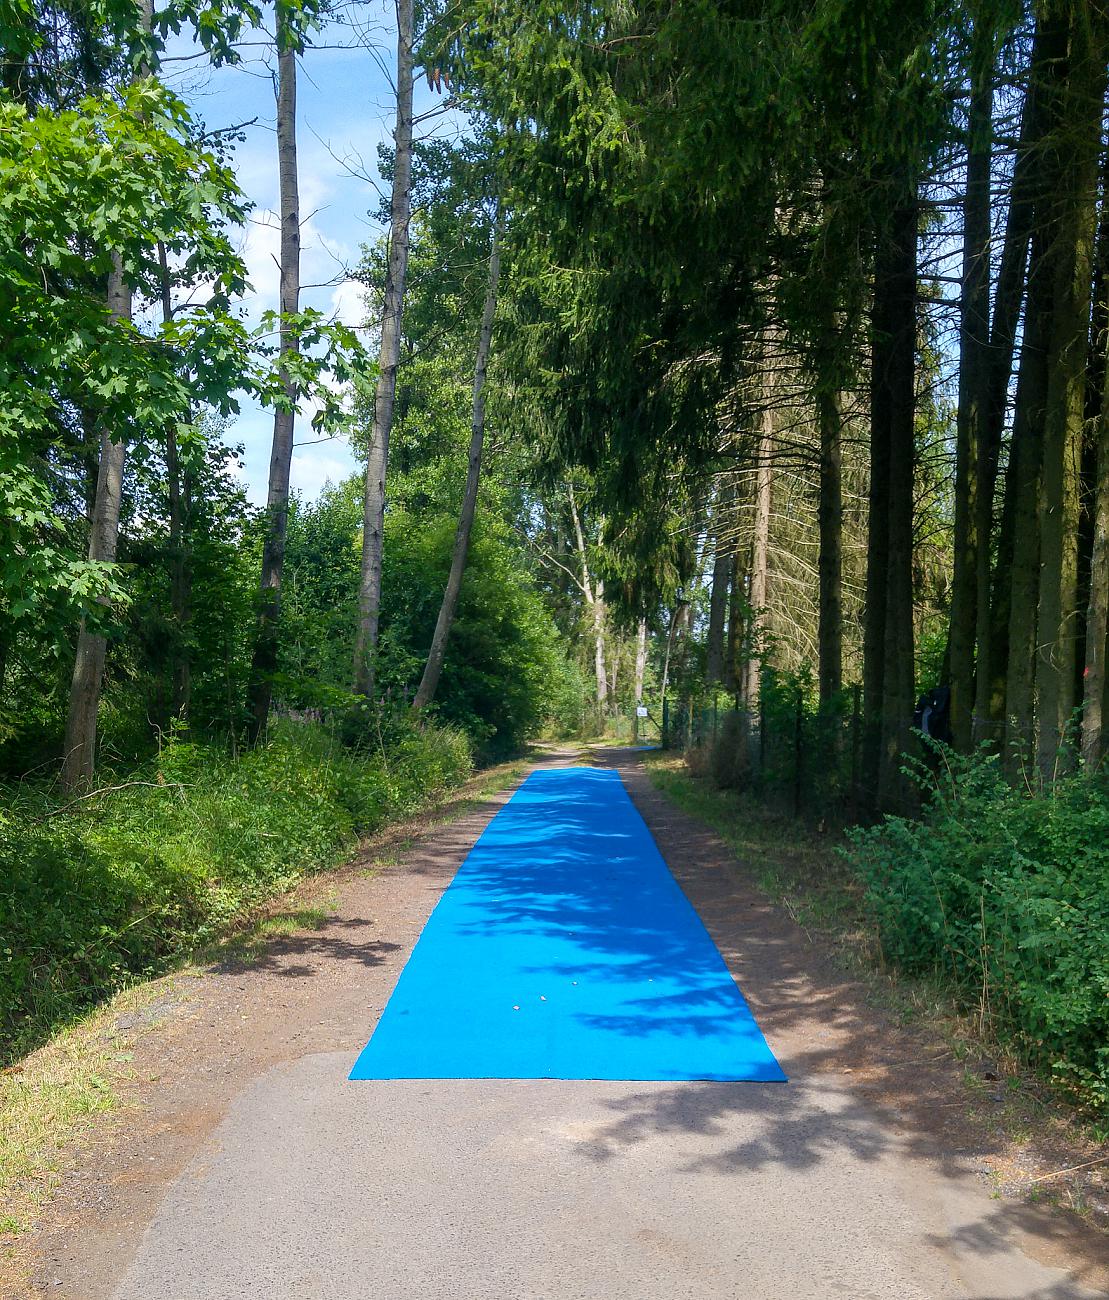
[0,744,539,1265]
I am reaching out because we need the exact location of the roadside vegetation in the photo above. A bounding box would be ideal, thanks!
[0,718,473,1064]
[653,748,1109,1128]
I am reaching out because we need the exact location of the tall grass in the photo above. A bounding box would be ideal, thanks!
[0,719,472,1063]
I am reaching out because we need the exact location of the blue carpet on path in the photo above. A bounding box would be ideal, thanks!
[349,767,786,1082]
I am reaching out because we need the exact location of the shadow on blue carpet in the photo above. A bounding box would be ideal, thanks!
[349,767,786,1082]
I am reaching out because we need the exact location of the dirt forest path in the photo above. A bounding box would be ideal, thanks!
[12,747,1109,1299]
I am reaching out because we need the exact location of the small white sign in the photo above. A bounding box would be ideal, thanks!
[636,706,648,718]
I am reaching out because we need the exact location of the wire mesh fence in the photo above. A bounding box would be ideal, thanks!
[662,681,866,823]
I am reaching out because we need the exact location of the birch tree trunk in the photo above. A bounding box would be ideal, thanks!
[354,0,414,697]
[633,616,647,741]
[246,31,301,743]
[569,485,608,709]
[413,209,502,709]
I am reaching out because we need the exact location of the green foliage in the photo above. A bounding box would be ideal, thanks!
[846,753,1109,1118]
[0,717,472,1063]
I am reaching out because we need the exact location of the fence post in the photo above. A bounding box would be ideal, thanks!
[662,697,669,749]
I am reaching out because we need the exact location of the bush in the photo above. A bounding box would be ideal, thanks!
[0,718,472,1063]
[845,751,1109,1117]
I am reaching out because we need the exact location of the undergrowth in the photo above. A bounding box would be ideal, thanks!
[0,717,473,1063]
[847,751,1109,1123]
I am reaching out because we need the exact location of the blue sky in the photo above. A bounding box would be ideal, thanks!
[164,5,451,503]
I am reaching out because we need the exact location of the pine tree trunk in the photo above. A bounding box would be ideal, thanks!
[354,0,414,697]
[862,236,892,799]
[745,379,773,711]
[978,23,1052,731]
[876,193,919,812]
[816,384,843,705]
[1003,227,1053,768]
[705,480,732,684]
[247,34,300,742]
[61,260,130,792]
[1034,8,1107,779]
[726,550,745,699]
[413,213,502,709]
[949,13,995,750]
[1082,343,1109,765]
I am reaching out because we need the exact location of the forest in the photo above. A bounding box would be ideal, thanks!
[1,0,1108,1115]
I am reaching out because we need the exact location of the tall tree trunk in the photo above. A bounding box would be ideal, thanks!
[413,211,503,709]
[1004,229,1054,768]
[705,479,732,684]
[634,616,647,711]
[726,550,745,699]
[61,261,131,792]
[569,486,608,708]
[60,0,152,791]
[1034,8,1107,779]
[157,240,191,725]
[862,242,892,798]
[816,384,843,705]
[949,11,996,750]
[980,26,1053,729]
[876,192,919,812]
[246,31,300,742]
[1082,336,1109,766]
[353,0,414,697]
[744,375,774,711]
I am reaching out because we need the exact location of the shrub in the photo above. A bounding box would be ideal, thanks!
[0,718,472,1063]
[845,751,1109,1117]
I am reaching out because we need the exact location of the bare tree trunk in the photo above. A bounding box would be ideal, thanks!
[569,485,608,709]
[816,385,843,705]
[413,211,502,709]
[1034,9,1107,779]
[744,380,773,711]
[354,0,414,697]
[246,32,301,742]
[726,550,745,699]
[949,12,996,750]
[876,193,919,812]
[61,262,130,792]
[633,617,647,741]
[705,481,732,685]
